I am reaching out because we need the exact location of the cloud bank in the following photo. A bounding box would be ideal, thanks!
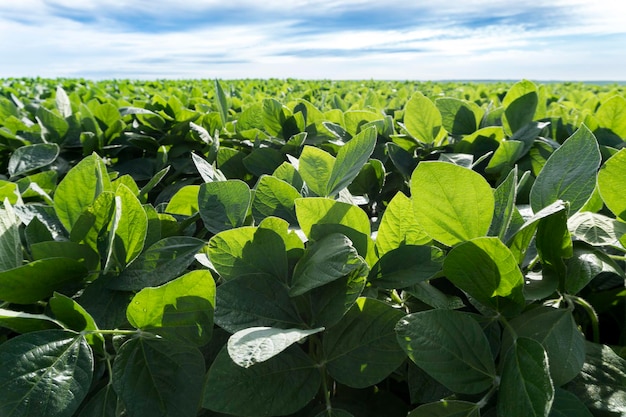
[1,0,624,80]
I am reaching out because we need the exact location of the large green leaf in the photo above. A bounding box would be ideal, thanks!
[290,233,366,296]
[549,389,594,417]
[564,342,626,416]
[410,162,494,246]
[436,97,483,135]
[215,273,304,333]
[110,184,148,267]
[395,309,496,394]
[203,345,320,416]
[108,237,206,291]
[164,185,199,216]
[0,258,88,304]
[408,401,480,417]
[506,306,585,386]
[502,79,538,134]
[198,180,251,234]
[112,336,205,417]
[597,148,626,221]
[299,145,335,196]
[404,92,445,144]
[49,292,104,352]
[54,153,111,232]
[327,126,376,197]
[228,326,323,368]
[595,95,626,138]
[567,211,626,248]
[37,106,69,143]
[488,167,518,240]
[497,337,554,417]
[530,125,601,214]
[443,237,524,314]
[535,207,573,288]
[375,192,431,257]
[77,384,118,417]
[0,330,93,417]
[252,175,301,225]
[0,201,22,272]
[208,226,288,282]
[295,197,372,261]
[126,270,215,346]
[214,79,229,127]
[565,242,625,295]
[369,245,444,289]
[8,143,60,178]
[323,298,406,388]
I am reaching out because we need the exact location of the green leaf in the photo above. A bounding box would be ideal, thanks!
[598,148,626,221]
[299,145,335,196]
[502,79,538,134]
[443,237,524,314]
[262,98,293,138]
[208,226,288,282]
[327,126,377,197]
[8,143,60,178]
[295,197,372,260]
[506,306,585,386]
[395,309,496,394]
[214,79,229,127]
[77,276,132,330]
[568,211,626,247]
[69,191,115,253]
[564,342,626,416]
[252,175,301,225]
[198,180,251,234]
[37,105,69,143]
[530,125,601,214]
[0,308,63,333]
[436,97,483,135]
[109,237,206,291]
[215,273,304,333]
[191,152,226,182]
[165,185,199,216]
[369,245,444,289]
[0,258,88,304]
[565,242,625,295]
[77,384,118,417]
[497,337,554,417]
[408,401,480,417]
[111,184,148,266]
[488,167,518,240]
[291,233,366,296]
[375,192,431,256]
[228,326,323,368]
[410,161,494,246]
[535,207,573,287]
[313,409,354,417]
[49,292,104,352]
[548,389,594,417]
[0,330,93,417]
[54,153,111,232]
[0,201,22,272]
[323,298,406,388]
[126,270,215,346]
[203,345,320,416]
[113,336,205,417]
[595,95,626,138]
[404,92,445,144]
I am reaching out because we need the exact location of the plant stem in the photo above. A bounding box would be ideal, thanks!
[568,295,600,343]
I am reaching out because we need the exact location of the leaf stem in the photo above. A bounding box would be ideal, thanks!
[476,377,500,408]
[568,295,600,343]
[85,329,142,336]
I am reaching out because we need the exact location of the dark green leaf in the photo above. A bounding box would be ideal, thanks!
[112,336,205,417]
[502,79,538,134]
[215,273,304,333]
[109,237,206,291]
[49,292,104,352]
[252,175,301,225]
[548,388,594,417]
[198,180,251,234]
[37,106,69,143]
[0,308,63,333]
[497,337,554,417]
[214,79,229,127]
[369,245,444,289]
[565,242,625,294]
[324,298,406,388]
[327,126,377,197]
[436,97,483,135]
[408,400,480,417]
[443,237,524,314]
[568,211,626,247]
[488,167,517,240]
[203,345,320,416]
[0,330,93,417]
[395,309,496,394]
[78,384,118,417]
[530,125,601,213]
[8,143,60,177]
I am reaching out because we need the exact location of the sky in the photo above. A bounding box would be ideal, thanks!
[1,0,625,81]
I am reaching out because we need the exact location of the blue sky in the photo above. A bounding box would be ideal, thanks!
[1,0,625,80]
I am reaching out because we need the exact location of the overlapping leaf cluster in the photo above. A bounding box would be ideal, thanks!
[0,78,625,417]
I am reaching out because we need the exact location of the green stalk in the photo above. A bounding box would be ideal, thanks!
[568,295,600,343]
